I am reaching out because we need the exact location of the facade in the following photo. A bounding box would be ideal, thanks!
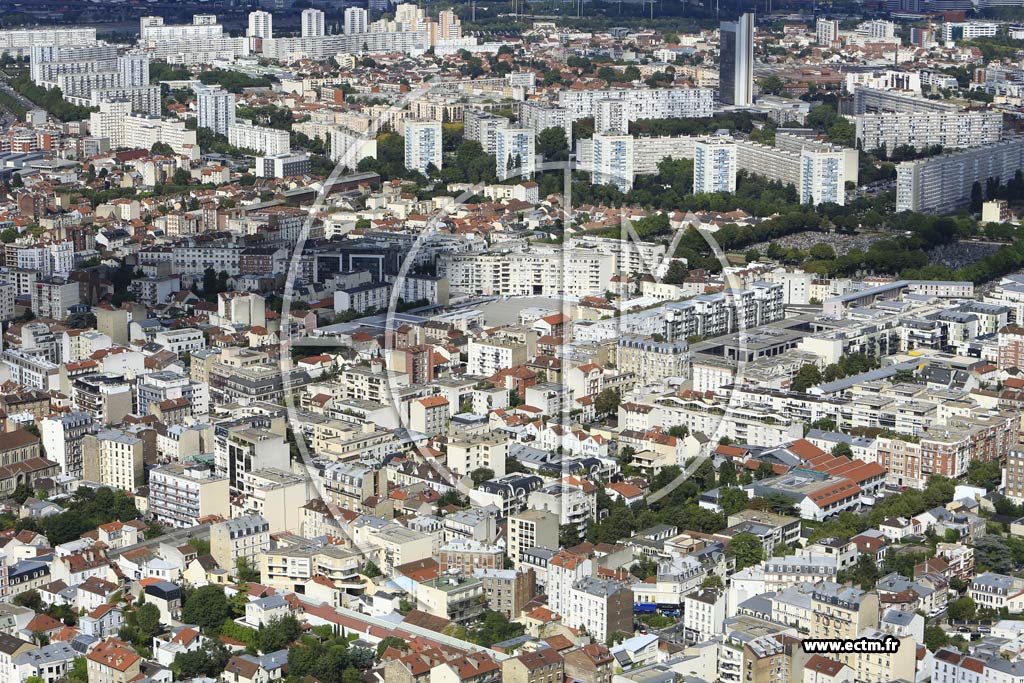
[228,121,290,156]
[720,13,755,106]
[247,11,273,39]
[148,463,230,528]
[855,111,1003,152]
[209,514,271,573]
[592,133,635,191]
[693,137,737,194]
[559,88,714,122]
[404,119,442,173]
[495,127,536,181]
[301,9,325,38]
[896,139,1024,213]
[197,85,236,136]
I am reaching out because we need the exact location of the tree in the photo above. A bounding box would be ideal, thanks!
[595,388,620,416]
[831,443,853,459]
[792,364,823,392]
[948,596,977,621]
[849,553,880,590]
[134,602,161,638]
[470,468,494,487]
[235,556,260,583]
[663,260,689,284]
[758,75,785,95]
[727,532,764,571]
[12,589,42,612]
[256,614,300,652]
[172,168,191,185]
[468,610,526,646]
[180,585,229,634]
[701,575,724,589]
[809,243,836,260]
[536,126,569,161]
[719,487,749,516]
[754,462,775,480]
[363,561,383,578]
[376,635,408,659]
[173,640,231,678]
[718,460,737,487]
[924,625,949,652]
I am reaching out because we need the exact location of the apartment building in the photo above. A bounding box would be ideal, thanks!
[404,119,442,173]
[856,111,1003,152]
[518,101,571,143]
[446,433,508,477]
[693,137,737,194]
[853,87,960,115]
[417,572,486,625]
[558,87,714,121]
[735,140,846,206]
[320,461,388,512]
[148,462,230,528]
[682,587,726,643]
[232,468,310,533]
[82,430,144,492]
[31,278,80,319]
[567,576,633,643]
[40,411,94,479]
[809,582,880,641]
[591,133,634,191]
[616,335,689,385]
[464,109,509,155]
[261,544,361,593]
[90,100,198,154]
[507,509,559,569]
[495,127,536,181]
[196,85,236,136]
[440,249,614,298]
[897,137,1024,211]
[228,121,290,156]
[0,27,97,57]
[210,514,271,573]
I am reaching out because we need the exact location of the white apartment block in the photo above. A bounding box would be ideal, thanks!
[260,31,424,61]
[344,8,368,35]
[329,127,377,168]
[0,27,97,58]
[495,127,535,181]
[228,121,290,156]
[139,15,248,64]
[439,249,614,297]
[445,434,507,477]
[463,109,509,156]
[404,119,442,173]
[856,111,1003,151]
[594,99,630,135]
[558,87,714,122]
[518,101,571,143]
[735,140,846,206]
[816,19,839,45]
[896,138,1024,213]
[197,85,236,136]
[301,9,325,38]
[941,22,999,46]
[91,100,198,154]
[247,11,273,39]
[31,278,80,319]
[694,138,737,194]
[592,133,634,191]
